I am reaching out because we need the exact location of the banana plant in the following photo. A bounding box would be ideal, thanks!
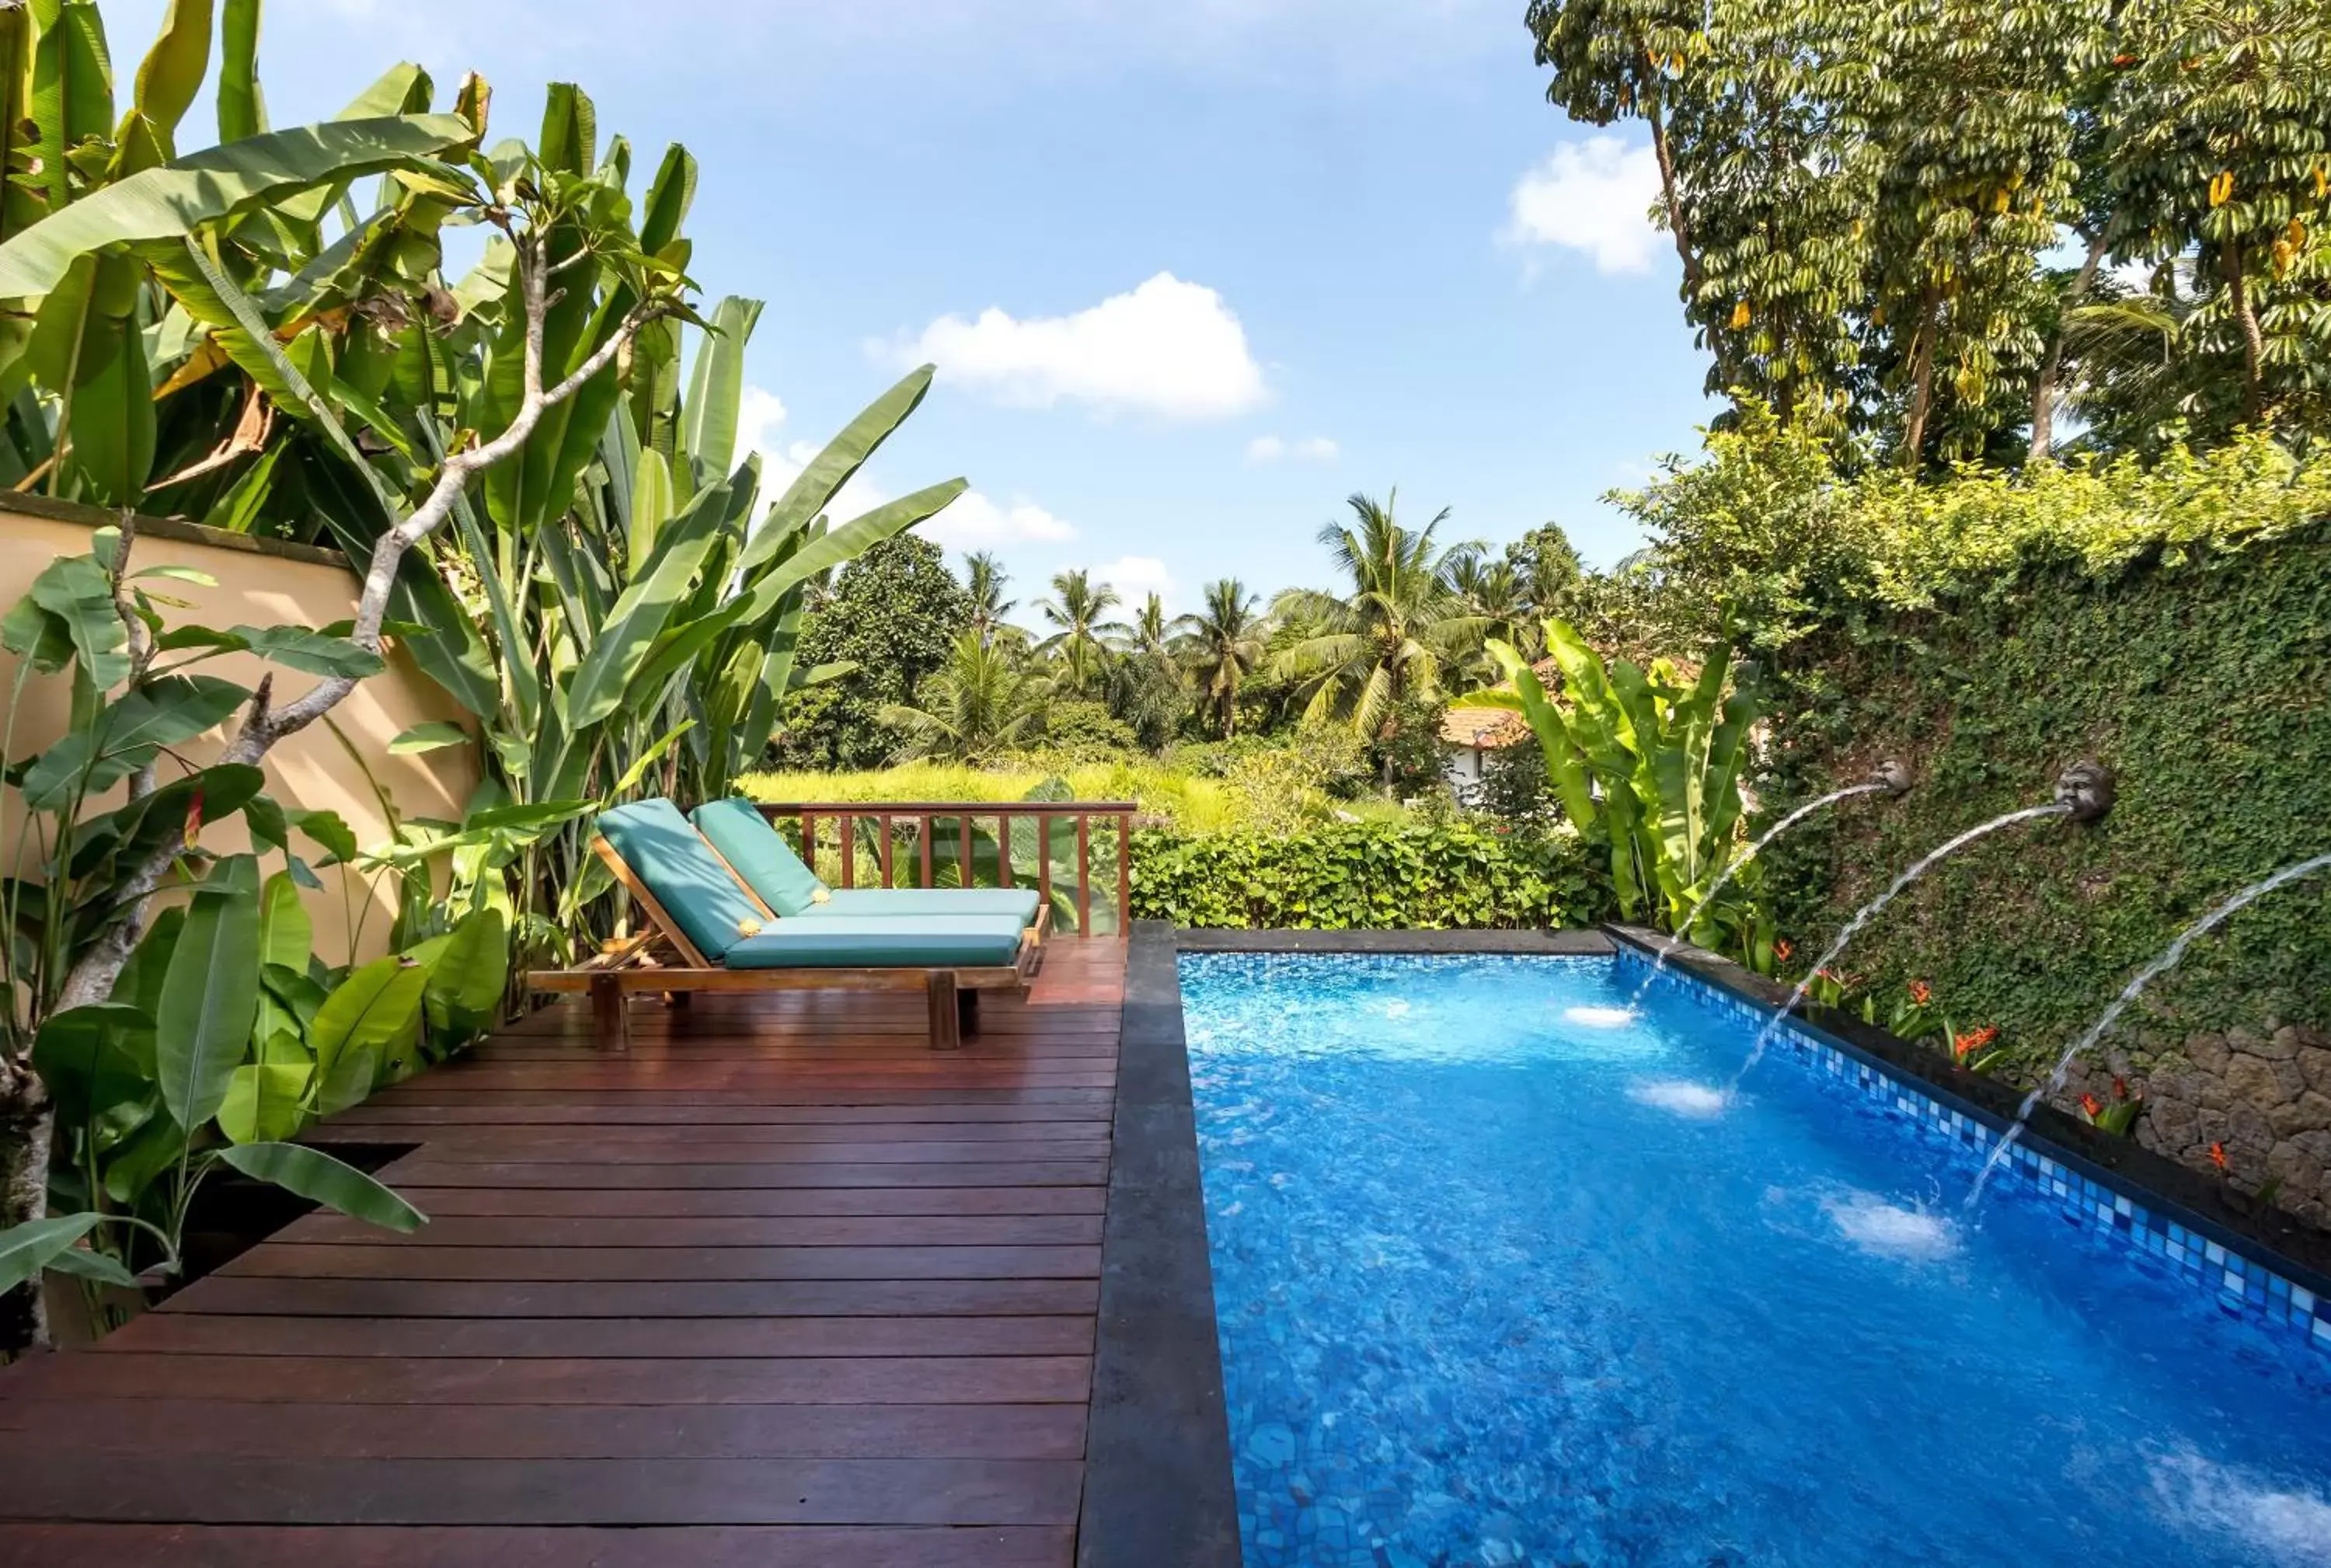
[1465,618,1761,929]
[0,528,434,1324]
[0,0,482,518]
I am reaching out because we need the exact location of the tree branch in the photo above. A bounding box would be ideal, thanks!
[54,237,671,1012]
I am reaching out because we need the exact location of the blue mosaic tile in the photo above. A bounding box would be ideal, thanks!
[1610,944,2329,1357]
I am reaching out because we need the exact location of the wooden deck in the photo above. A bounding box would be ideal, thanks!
[0,939,1128,1567]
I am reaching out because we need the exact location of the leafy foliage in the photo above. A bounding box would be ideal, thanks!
[780,537,975,768]
[1131,820,1605,931]
[1524,0,2331,458]
[1755,522,2331,1084]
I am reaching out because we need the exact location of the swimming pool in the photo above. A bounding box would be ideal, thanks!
[1179,950,2331,1568]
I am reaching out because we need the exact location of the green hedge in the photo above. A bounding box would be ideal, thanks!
[1130,820,1607,930]
[1759,524,2331,1076]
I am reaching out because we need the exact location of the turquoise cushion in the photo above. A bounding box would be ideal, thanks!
[723,915,1026,970]
[811,887,1043,925]
[691,797,829,916]
[597,799,766,963]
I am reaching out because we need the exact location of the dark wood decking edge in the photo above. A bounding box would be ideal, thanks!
[1076,923,1238,1568]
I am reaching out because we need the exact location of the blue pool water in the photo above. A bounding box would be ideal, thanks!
[1181,952,2331,1568]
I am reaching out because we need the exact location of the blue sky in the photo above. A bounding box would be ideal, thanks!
[116,0,1717,613]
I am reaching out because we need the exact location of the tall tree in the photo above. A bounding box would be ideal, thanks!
[1174,578,1269,739]
[1270,492,1488,737]
[2106,0,2331,433]
[1104,593,1190,751]
[963,550,1014,646]
[1033,569,1124,695]
[779,538,972,768]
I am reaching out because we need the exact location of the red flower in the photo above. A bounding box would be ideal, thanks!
[1953,1026,1998,1060]
[1908,981,1932,1006]
[2209,1142,2228,1172]
[2112,1075,2129,1101]
[2081,1093,2103,1118]
[183,788,206,852]
[1774,939,1794,963]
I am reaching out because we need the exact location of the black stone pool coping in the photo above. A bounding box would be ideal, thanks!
[1605,924,2331,1298]
[1080,923,2331,1565]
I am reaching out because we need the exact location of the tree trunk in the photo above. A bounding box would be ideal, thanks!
[1902,290,1941,467]
[2224,242,2265,423]
[1641,78,1715,377]
[2030,232,2111,464]
[0,1071,54,1354]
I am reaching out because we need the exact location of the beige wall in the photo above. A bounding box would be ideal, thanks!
[0,500,482,965]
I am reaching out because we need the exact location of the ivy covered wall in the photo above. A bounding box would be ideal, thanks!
[1758,525,2331,1215]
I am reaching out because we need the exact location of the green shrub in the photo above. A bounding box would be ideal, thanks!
[1131,820,1607,930]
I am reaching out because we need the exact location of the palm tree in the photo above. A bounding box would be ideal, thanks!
[1172,578,1267,738]
[963,551,1014,646]
[878,632,1049,763]
[1106,594,1190,751]
[1033,569,1124,695]
[1446,548,1530,673]
[1270,490,1487,737]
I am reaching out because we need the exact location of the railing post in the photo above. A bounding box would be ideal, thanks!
[960,815,973,888]
[1117,812,1131,938]
[879,815,895,888]
[838,812,855,889]
[1075,814,1092,935]
[800,813,815,874]
[1033,813,1048,911]
[999,814,1012,888]
[919,814,934,888]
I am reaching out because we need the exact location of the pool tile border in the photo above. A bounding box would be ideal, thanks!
[1608,933,2331,1355]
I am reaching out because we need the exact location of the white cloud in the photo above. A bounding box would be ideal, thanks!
[890,273,1267,420]
[1092,554,1176,611]
[925,491,1078,549]
[1504,136,1663,275]
[1246,434,1338,464]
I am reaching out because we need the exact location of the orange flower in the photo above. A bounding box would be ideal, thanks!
[2081,1093,2103,1118]
[2112,1075,2129,1101]
[1908,981,1932,1006]
[1774,939,1794,963]
[1953,1026,1999,1060]
[2209,1142,2228,1172]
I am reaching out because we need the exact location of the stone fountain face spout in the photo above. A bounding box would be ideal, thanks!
[2054,761,2117,824]
[1869,759,1914,797]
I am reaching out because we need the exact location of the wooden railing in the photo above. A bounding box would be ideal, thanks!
[754,801,1140,937]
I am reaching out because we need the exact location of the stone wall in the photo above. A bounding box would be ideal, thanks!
[2061,1026,2331,1229]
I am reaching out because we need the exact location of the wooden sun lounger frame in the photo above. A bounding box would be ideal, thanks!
[531,836,1050,1051]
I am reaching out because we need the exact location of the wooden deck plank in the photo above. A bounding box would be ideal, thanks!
[0,937,1127,1563]
[0,1455,1087,1525]
[217,1244,1103,1281]
[255,1185,1110,1219]
[269,1213,1104,1248]
[99,1314,1096,1359]
[0,1399,1088,1458]
[0,1524,1075,1568]
[155,1277,1103,1319]
[7,1352,1096,1405]
[366,1160,1111,1190]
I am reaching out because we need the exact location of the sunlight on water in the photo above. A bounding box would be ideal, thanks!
[1821,1191,1960,1261]
[1383,1000,1412,1019]
[2150,1449,2331,1567]
[1563,1005,1637,1028]
[1630,1078,1730,1118]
